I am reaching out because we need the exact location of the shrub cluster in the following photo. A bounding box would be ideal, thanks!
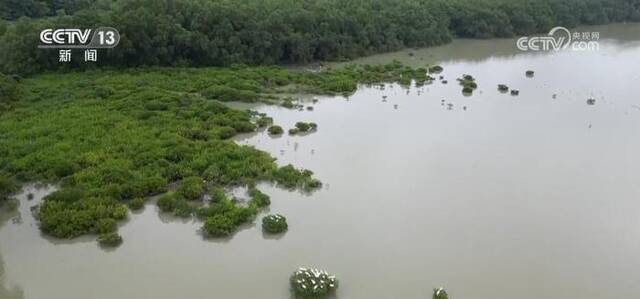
[262,214,288,233]
[98,232,123,247]
[290,268,338,298]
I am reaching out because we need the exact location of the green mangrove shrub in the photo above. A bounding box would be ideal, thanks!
[95,218,117,234]
[289,128,300,135]
[268,125,284,135]
[98,232,123,247]
[526,70,535,77]
[498,84,509,92]
[177,176,205,201]
[262,214,288,233]
[290,267,338,297]
[433,287,449,299]
[428,65,444,73]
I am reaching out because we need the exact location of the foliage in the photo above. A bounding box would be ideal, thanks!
[95,218,117,234]
[177,176,205,200]
[98,232,123,247]
[202,214,236,237]
[268,125,284,135]
[2,0,637,75]
[433,288,449,299]
[0,73,20,112]
[498,84,509,92]
[289,128,300,135]
[0,175,18,204]
[262,214,288,233]
[128,197,145,210]
[290,267,338,298]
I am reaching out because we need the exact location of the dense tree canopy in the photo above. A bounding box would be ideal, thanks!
[0,0,638,75]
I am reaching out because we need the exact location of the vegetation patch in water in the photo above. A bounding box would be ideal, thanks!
[0,62,438,244]
[511,89,520,96]
[433,287,449,299]
[268,125,284,135]
[290,268,338,298]
[498,84,509,92]
[458,74,477,93]
[526,70,535,77]
[98,232,123,247]
[262,214,288,233]
[428,65,444,73]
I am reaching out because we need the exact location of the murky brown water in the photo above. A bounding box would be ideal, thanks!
[2,24,640,299]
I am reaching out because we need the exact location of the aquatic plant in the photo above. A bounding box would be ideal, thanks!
[95,218,117,234]
[177,176,205,201]
[282,98,296,109]
[248,186,271,208]
[429,65,444,73]
[262,214,288,233]
[295,122,312,132]
[128,198,145,210]
[587,98,596,105]
[498,84,509,92]
[157,193,178,213]
[268,125,284,135]
[289,128,300,135]
[457,74,477,93]
[256,116,273,127]
[511,89,520,96]
[98,232,123,247]
[526,70,535,77]
[0,175,18,205]
[290,268,338,297]
[202,214,237,237]
[433,287,449,299]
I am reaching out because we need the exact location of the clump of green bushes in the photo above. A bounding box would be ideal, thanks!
[273,165,322,191]
[433,287,449,299]
[498,84,509,92]
[290,122,318,135]
[0,175,18,205]
[177,176,205,201]
[290,267,338,297]
[262,214,288,233]
[268,125,284,135]
[428,65,444,73]
[458,74,477,94]
[98,232,123,247]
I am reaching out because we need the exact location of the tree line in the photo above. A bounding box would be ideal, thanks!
[0,0,639,75]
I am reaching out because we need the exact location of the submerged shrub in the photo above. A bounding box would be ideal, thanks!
[268,125,284,135]
[433,287,449,299]
[128,198,145,210]
[289,128,300,135]
[248,186,271,208]
[177,176,205,201]
[202,214,235,237]
[290,268,338,297]
[295,122,311,132]
[428,65,444,73]
[98,232,123,247]
[95,218,117,234]
[498,84,509,92]
[0,175,18,203]
[262,214,287,233]
[526,70,535,77]
[157,193,178,212]
[511,89,520,96]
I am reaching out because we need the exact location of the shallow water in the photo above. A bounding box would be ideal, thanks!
[2,24,640,299]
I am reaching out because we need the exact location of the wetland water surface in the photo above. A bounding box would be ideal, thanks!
[2,24,640,299]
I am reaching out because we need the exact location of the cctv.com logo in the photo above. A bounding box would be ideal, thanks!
[38,27,120,49]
